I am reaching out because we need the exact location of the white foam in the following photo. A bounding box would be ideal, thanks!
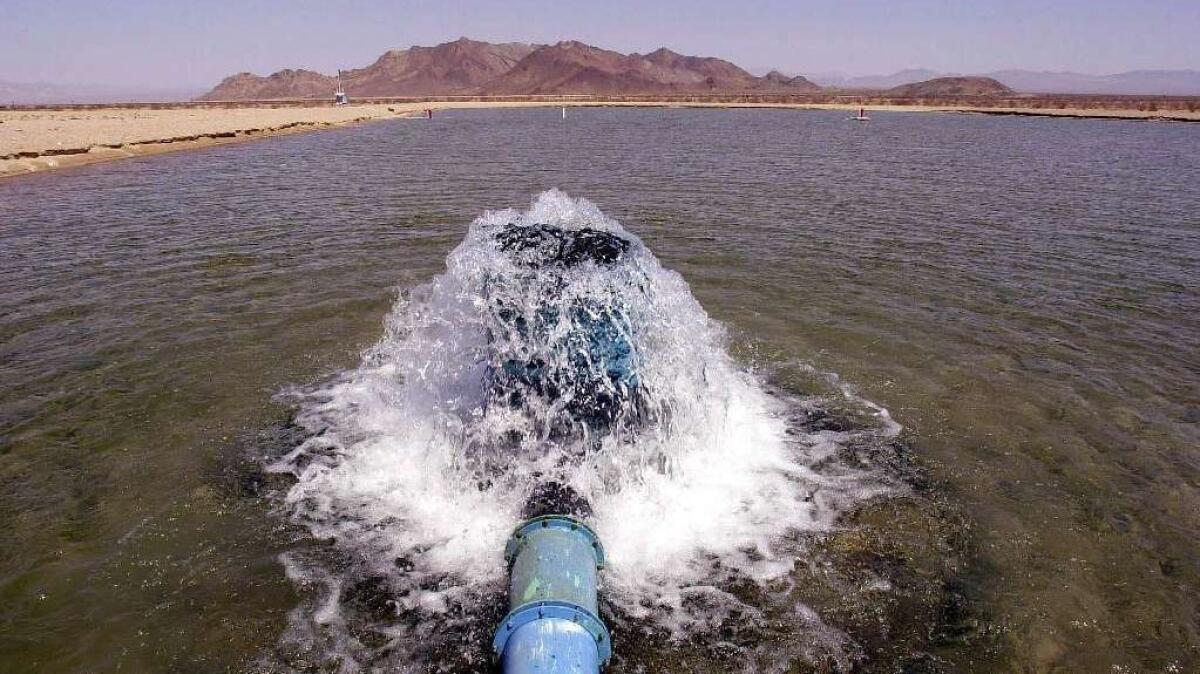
[272,190,894,648]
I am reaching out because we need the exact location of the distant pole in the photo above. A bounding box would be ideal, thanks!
[562,106,566,119]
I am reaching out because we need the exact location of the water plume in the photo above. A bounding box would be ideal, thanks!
[268,190,895,669]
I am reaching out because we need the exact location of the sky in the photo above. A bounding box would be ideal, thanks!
[2,0,1198,89]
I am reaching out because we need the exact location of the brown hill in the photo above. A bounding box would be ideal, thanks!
[484,41,659,95]
[200,69,336,101]
[200,39,536,100]
[887,76,1014,97]
[642,47,760,88]
[341,38,537,96]
[483,42,812,95]
[643,50,818,92]
[762,70,822,92]
[198,38,827,100]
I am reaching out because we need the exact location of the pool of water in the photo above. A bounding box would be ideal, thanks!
[0,107,1196,673]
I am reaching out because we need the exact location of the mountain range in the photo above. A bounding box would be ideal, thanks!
[198,38,820,100]
[204,38,1199,100]
[5,40,1196,104]
[808,68,1200,95]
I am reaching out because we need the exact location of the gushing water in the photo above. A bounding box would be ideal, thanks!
[268,191,896,670]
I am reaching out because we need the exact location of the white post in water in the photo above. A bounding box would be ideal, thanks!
[562,107,566,120]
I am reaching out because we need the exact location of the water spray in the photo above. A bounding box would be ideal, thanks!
[483,220,633,672]
[278,192,871,670]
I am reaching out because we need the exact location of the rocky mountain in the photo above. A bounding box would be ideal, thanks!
[199,38,822,100]
[641,47,806,90]
[887,76,1014,97]
[762,70,821,91]
[339,38,538,96]
[200,39,534,100]
[200,69,336,101]
[485,42,802,95]
[481,41,644,95]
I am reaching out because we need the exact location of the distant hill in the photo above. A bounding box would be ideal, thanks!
[888,77,1014,97]
[201,69,336,101]
[806,68,1200,96]
[763,70,821,91]
[339,39,538,96]
[199,38,820,100]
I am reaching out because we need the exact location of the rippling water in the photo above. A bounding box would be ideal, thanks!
[0,108,1196,673]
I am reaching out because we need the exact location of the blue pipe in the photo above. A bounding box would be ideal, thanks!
[493,514,610,673]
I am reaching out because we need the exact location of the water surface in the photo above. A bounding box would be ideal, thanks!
[0,107,1197,672]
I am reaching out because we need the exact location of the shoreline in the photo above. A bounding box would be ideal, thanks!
[1,104,403,179]
[3,100,1197,179]
[0,115,389,178]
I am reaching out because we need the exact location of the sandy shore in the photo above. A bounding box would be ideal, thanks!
[3,100,1196,179]
[0,104,405,178]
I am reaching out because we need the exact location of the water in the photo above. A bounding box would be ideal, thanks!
[0,108,1197,673]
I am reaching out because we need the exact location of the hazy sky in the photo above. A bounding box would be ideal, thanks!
[3,0,1198,88]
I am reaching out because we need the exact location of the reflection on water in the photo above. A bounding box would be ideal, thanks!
[0,108,1196,673]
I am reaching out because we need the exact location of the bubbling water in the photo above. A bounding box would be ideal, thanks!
[268,190,895,669]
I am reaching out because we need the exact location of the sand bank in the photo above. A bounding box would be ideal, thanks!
[0,105,405,178]
[3,100,1196,179]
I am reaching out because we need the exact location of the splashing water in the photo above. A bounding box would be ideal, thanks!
[267,190,898,670]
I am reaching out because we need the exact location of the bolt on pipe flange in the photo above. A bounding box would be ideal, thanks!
[494,513,611,672]
[505,514,607,569]
[492,599,612,663]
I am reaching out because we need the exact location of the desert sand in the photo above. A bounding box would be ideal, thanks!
[0,105,404,177]
[2,100,1196,179]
